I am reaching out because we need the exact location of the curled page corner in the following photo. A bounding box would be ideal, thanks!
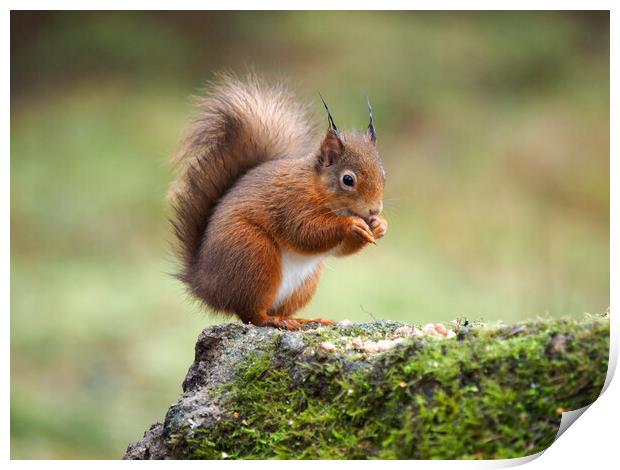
[488,405,596,468]
[550,312,617,442]
[555,405,590,441]
[490,311,615,468]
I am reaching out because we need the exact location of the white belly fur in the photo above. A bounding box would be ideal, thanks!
[273,249,325,308]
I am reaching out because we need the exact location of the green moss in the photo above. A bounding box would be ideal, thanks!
[175,317,609,460]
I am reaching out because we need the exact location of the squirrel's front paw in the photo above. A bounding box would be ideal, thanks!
[368,215,388,240]
[348,217,376,245]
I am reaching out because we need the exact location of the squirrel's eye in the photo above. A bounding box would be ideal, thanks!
[342,174,355,187]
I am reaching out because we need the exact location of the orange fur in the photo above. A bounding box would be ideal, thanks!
[169,75,387,329]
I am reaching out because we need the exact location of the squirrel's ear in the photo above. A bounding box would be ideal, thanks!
[366,97,377,144]
[365,126,377,145]
[318,129,343,167]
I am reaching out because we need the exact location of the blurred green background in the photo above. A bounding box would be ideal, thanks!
[11,11,609,459]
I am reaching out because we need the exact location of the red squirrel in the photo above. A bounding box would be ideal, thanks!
[168,75,387,329]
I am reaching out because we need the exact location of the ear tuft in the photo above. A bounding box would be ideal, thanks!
[366,97,377,144]
[318,129,343,167]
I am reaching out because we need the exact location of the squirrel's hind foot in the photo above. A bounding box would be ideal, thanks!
[262,317,305,330]
[294,317,335,326]
[257,316,335,330]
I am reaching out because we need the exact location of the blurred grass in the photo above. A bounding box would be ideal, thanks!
[10,11,609,458]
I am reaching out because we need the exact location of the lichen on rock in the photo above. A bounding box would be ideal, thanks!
[124,316,610,460]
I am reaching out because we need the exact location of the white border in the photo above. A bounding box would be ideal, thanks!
[4,3,616,467]
[2,1,617,10]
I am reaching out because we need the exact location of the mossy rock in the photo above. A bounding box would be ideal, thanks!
[124,315,610,460]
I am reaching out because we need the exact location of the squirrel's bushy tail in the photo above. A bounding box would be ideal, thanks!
[169,74,315,277]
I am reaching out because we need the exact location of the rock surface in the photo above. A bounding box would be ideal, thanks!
[124,317,609,460]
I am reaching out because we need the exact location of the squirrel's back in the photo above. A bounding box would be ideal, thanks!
[169,74,316,281]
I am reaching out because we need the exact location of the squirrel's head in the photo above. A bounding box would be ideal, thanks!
[315,99,385,222]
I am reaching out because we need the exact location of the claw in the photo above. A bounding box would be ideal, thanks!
[262,317,335,329]
[295,317,335,326]
[263,318,304,330]
[367,215,387,240]
[353,226,375,245]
